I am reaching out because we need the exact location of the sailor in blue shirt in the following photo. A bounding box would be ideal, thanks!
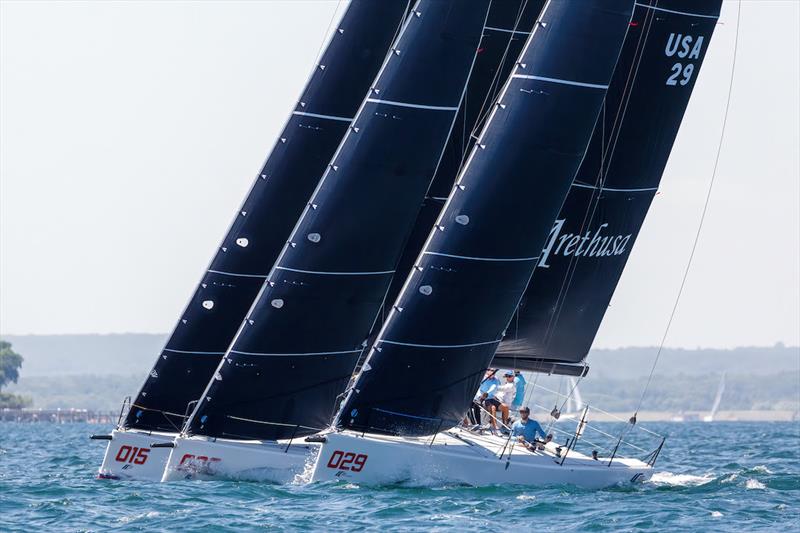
[512,371,526,409]
[478,369,500,397]
[511,406,549,450]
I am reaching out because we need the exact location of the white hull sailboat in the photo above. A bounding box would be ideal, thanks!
[95,429,176,481]
[159,435,318,483]
[310,429,652,488]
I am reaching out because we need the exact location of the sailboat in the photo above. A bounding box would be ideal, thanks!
[92,0,411,481]
[310,0,723,488]
[703,372,726,422]
[159,0,494,483]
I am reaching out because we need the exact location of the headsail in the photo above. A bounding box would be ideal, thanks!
[338,0,633,437]
[185,0,492,441]
[124,1,411,432]
[494,0,723,373]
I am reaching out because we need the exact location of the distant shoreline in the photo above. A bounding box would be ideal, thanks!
[588,410,798,423]
[1,408,797,424]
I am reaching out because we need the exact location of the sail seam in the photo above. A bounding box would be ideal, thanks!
[571,183,658,193]
[207,269,268,278]
[423,251,540,262]
[377,339,501,349]
[292,111,354,122]
[512,74,609,90]
[633,3,719,19]
[163,348,226,355]
[230,349,361,357]
[484,25,531,35]
[366,98,459,111]
[275,266,395,276]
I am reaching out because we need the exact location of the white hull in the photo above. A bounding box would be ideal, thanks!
[97,429,176,481]
[311,429,652,488]
[160,434,319,483]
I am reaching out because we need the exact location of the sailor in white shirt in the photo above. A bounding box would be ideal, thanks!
[485,370,517,431]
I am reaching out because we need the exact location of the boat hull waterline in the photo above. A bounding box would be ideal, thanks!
[310,430,652,488]
[160,435,319,483]
[97,429,176,481]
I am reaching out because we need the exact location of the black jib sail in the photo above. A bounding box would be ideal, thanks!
[338,0,634,437]
[379,0,545,337]
[124,0,410,433]
[185,0,492,441]
[493,0,723,373]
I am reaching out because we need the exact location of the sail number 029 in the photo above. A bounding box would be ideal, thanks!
[326,450,368,472]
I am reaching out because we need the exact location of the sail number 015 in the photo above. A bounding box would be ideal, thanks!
[326,450,368,472]
[114,445,149,465]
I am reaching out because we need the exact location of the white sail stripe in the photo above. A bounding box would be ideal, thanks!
[275,266,395,276]
[230,349,361,357]
[634,2,719,19]
[292,111,354,122]
[425,196,449,201]
[424,251,540,262]
[163,348,226,355]
[377,339,502,349]
[207,269,268,279]
[512,74,608,90]
[571,182,659,193]
[366,98,459,111]
[484,25,531,35]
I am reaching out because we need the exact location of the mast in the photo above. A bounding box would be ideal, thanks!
[184,0,493,442]
[124,1,411,432]
[338,0,633,437]
[493,0,724,374]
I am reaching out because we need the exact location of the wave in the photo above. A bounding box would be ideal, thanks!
[647,471,715,487]
[745,479,766,490]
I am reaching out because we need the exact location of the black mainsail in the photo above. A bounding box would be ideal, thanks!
[124,1,411,432]
[338,0,634,436]
[380,0,545,335]
[185,0,492,441]
[493,0,724,374]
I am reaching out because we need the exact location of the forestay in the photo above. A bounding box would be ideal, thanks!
[185,0,492,441]
[339,0,634,437]
[494,0,723,372]
[124,0,411,433]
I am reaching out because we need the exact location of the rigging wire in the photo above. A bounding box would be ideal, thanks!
[462,0,532,163]
[634,0,742,417]
[312,0,345,66]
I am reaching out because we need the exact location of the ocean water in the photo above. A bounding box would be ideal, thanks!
[0,421,797,532]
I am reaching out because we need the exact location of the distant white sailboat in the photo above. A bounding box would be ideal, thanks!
[703,373,726,422]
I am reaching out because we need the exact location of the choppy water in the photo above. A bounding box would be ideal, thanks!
[0,421,798,531]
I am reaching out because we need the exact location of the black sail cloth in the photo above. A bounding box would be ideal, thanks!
[494,0,723,372]
[186,0,492,441]
[378,0,545,345]
[339,0,634,437]
[125,0,411,432]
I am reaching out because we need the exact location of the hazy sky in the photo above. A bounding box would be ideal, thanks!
[1,1,798,349]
